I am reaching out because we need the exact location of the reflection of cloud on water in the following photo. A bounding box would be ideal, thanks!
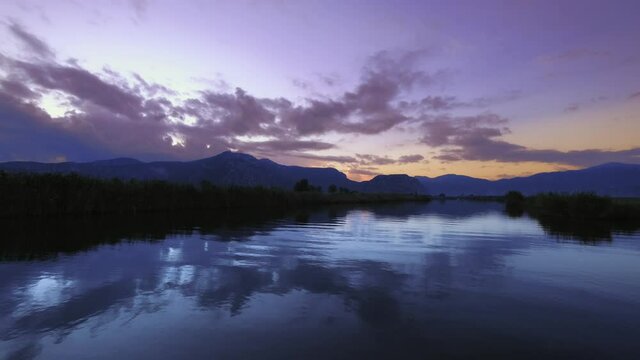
[13,275,76,317]
[1,202,639,359]
[163,246,183,262]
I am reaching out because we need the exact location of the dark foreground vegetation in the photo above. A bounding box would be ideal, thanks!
[504,191,640,220]
[503,191,640,241]
[0,172,429,217]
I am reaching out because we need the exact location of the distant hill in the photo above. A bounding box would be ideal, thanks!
[1,153,638,196]
[415,174,493,196]
[0,151,425,194]
[417,163,640,197]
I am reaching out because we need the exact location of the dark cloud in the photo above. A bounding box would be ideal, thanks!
[421,114,640,166]
[0,56,184,161]
[8,22,55,59]
[629,91,640,100]
[420,113,509,147]
[283,50,441,135]
[0,93,113,162]
[0,78,39,99]
[9,59,148,119]
[397,154,425,164]
[184,88,280,136]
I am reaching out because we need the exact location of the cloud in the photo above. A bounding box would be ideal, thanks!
[421,114,640,166]
[400,90,522,113]
[0,92,113,162]
[347,168,380,177]
[3,24,632,170]
[291,74,341,95]
[235,139,335,153]
[420,113,509,147]
[3,26,450,162]
[10,59,148,119]
[0,78,39,99]
[128,0,149,20]
[282,50,442,135]
[418,96,459,111]
[397,154,424,163]
[563,96,607,112]
[292,78,312,91]
[354,153,426,166]
[356,154,396,166]
[8,21,55,59]
[184,88,280,136]
[537,49,611,65]
[292,153,358,163]
[629,91,640,100]
[291,152,425,166]
[564,103,580,112]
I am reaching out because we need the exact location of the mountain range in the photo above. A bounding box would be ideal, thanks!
[416,162,640,197]
[1,151,639,196]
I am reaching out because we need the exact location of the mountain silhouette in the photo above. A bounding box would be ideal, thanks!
[1,152,638,196]
[417,163,640,196]
[0,151,424,194]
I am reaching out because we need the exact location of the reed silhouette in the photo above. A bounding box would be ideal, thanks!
[0,172,429,217]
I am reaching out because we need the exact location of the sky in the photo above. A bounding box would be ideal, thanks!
[0,0,639,180]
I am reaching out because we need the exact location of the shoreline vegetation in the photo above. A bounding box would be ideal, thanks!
[0,171,429,217]
[1,171,638,221]
[503,191,640,220]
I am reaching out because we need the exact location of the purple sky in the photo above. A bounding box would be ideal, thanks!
[1,0,639,179]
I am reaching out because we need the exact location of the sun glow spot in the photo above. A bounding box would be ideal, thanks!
[36,91,79,118]
[164,132,186,147]
[180,114,199,126]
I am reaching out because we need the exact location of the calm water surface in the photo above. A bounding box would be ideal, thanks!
[1,201,640,359]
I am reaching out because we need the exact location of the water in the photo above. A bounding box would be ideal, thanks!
[1,201,639,359]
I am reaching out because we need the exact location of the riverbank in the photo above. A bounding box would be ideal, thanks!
[0,172,429,217]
